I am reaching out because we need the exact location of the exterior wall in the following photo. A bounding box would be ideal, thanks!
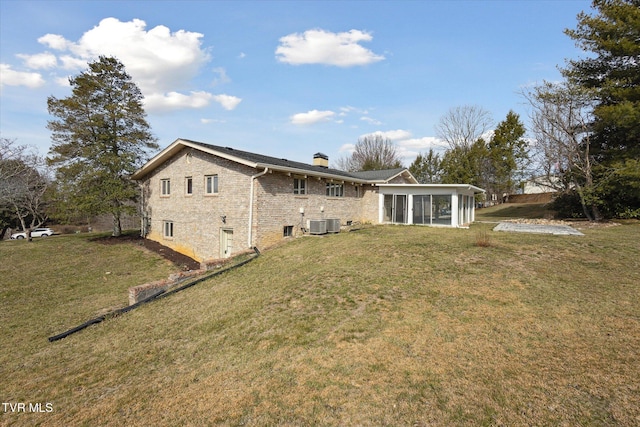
[387,174,413,184]
[360,185,380,223]
[253,172,366,248]
[141,148,255,262]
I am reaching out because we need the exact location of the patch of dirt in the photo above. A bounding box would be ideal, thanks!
[91,233,201,271]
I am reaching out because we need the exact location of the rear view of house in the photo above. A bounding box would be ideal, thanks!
[131,139,484,263]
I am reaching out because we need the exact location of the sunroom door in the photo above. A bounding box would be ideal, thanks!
[394,195,407,224]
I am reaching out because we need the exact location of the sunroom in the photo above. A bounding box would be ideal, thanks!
[378,184,485,228]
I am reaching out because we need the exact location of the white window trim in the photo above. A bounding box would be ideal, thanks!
[161,178,171,196]
[294,178,307,195]
[163,220,174,238]
[205,174,219,195]
[326,182,344,197]
[185,176,193,196]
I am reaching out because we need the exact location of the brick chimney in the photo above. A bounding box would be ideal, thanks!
[313,152,328,168]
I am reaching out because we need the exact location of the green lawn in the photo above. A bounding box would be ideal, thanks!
[1,222,639,426]
[476,202,557,221]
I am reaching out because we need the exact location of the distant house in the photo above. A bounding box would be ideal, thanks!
[131,139,484,262]
[522,176,561,194]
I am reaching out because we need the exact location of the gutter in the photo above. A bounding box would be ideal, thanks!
[248,167,269,248]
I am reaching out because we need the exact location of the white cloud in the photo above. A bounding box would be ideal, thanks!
[290,109,336,125]
[55,76,71,87]
[63,18,211,94]
[20,18,242,113]
[360,116,382,125]
[396,136,448,162]
[211,67,230,86]
[144,91,241,113]
[276,29,384,67]
[361,129,413,141]
[339,143,356,153]
[212,94,242,110]
[17,52,57,69]
[38,33,71,50]
[397,136,447,151]
[144,91,212,112]
[58,55,87,70]
[0,64,45,88]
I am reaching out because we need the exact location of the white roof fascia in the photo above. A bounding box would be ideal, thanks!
[131,138,259,180]
[179,139,258,168]
[131,138,371,184]
[378,183,486,193]
[386,169,419,184]
[255,162,370,184]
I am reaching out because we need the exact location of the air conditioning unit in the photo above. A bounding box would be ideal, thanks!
[308,219,327,235]
[326,218,340,233]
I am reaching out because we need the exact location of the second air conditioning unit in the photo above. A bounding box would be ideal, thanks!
[326,218,340,233]
[308,219,327,235]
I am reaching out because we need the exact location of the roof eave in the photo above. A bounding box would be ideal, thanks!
[255,162,369,184]
[131,138,259,180]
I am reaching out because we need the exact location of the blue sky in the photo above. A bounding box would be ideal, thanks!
[1,0,592,167]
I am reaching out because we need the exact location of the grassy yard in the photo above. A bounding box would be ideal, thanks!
[476,202,557,221]
[1,221,639,426]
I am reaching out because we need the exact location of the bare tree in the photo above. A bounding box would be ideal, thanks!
[435,105,494,151]
[336,134,402,172]
[522,81,601,221]
[0,138,50,240]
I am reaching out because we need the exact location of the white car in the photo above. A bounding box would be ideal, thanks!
[11,228,55,239]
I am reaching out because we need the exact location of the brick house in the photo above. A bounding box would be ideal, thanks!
[131,138,484,262]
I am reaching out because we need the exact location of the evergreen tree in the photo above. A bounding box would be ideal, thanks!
[488,111,528,197]
[47,56,158,236]
[564,0,640,162]
[563,0,640,218]
[440,138,489,188]
[409,148,442,184]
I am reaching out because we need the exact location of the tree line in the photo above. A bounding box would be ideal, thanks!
[343,0,639,219]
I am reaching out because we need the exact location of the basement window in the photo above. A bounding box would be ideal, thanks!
[163,220,174,238]
[283,225,293,237]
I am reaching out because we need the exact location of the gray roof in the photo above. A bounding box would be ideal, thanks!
[350,168,407,181]
[132,138,418,184]
[182,139,358,180]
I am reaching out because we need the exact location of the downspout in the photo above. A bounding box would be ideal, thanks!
[248,167,269,248]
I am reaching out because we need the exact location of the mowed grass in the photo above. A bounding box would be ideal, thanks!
[476,202,556,221]
[1,222,639,426]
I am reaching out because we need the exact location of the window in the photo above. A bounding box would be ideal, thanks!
[161,179,171,196]
[355,185,361,198]
[163,221,174,238]
[326,183,344,197]
[205,174,219,194]
[412,195,432,225]
[293,178,306,195]
[185,177,193,195]
[283,225,293,237]
[432,195,452,225]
